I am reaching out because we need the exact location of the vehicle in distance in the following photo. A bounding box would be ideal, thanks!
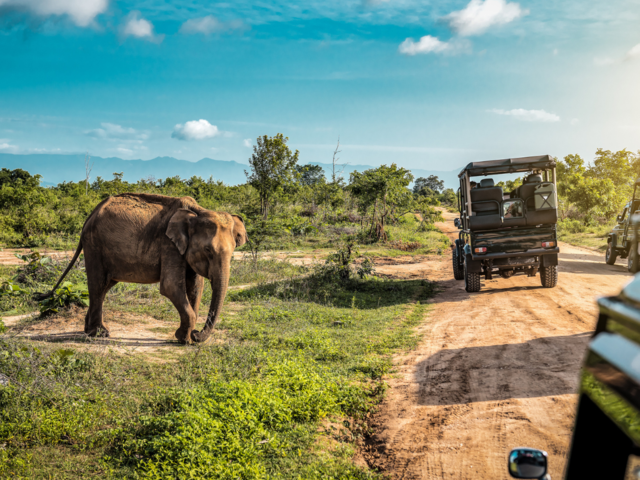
[453,155,559,292]
[606,177,640,272]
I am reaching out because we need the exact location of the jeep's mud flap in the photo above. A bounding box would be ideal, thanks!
[540,253,558,267]
[463,245,482,272]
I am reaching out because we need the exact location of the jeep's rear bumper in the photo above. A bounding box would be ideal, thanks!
[471,247,559,261]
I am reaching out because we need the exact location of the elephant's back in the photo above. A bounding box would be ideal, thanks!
[84,195,169,262]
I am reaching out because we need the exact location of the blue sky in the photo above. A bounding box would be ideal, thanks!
[1,0,639,172]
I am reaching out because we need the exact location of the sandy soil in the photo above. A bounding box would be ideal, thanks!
[0,248,76,265]
[365,209,631,479]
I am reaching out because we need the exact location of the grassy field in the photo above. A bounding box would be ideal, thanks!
[0,244,439,479]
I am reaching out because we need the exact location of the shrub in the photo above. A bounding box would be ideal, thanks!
[38,281,89,317]
[558,218,585,234]
[116,358,367,480]
[14,252,60,285]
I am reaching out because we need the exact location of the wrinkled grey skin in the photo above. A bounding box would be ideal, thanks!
[46,193,248,344]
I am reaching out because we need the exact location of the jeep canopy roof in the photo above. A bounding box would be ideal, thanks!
[459,155,555,177]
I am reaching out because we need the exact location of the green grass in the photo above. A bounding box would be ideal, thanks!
[0,258,436,479]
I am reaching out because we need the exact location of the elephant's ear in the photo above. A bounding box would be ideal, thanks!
[232,215,248,247]
[166,209,197,255]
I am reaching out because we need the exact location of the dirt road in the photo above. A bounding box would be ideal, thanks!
[367,209,632,479]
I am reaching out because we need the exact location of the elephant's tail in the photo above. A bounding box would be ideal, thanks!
[33,240,84,301]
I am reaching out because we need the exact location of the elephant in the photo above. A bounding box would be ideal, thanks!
[42,193,248,344]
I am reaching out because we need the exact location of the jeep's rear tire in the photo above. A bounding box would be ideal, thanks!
[605,242,618,265]
[464,260,481,292]
[540,265,558,288]
[452,240,464,280]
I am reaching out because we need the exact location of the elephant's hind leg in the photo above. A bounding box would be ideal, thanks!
[85,278,117,337]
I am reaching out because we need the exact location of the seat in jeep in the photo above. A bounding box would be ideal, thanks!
[519,174,557,226]
[469,178,503,230]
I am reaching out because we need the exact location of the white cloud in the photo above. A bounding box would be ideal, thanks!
[85,122,148,141]
[243,139,252,148]
[116,147,134,156]
[120,11,163,43]
[0,0,108,27]
[399,35,470,55]
[0,140,18,153]
[625,43,640,61]
[570,118,579,126]
[446,0,528,36]
[179,15,246,35]
[553,48,559,56]
[593,56,615,67]
[489,108,560,122]
[595,43,640,66]
[172,119,221,141]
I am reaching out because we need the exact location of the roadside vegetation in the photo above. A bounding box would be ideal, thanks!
[0,243,436,478]
[0,134,449,478]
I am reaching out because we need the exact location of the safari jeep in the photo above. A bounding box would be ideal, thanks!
[606,177,640,272]
[507,215,640,479]
[453,155,559,292]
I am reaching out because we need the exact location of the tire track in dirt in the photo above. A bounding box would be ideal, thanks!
[366,209,632,479]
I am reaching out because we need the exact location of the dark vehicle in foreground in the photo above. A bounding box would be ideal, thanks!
[453,155,559,292]
[508,216,640,479]
[606,177,640,272]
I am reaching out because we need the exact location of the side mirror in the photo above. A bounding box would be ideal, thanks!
[508,448,548,479]
[454,218,461,228]
[618,215,623,223]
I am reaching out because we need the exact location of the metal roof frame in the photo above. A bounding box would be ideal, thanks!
[459,155,555,178]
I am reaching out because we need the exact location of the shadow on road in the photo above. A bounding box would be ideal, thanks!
[19,331,181,347]
[415,332,592,406]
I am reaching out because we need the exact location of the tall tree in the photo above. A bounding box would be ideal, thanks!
[349,164,414,240]
[295,164,325,186]
[413,175,444,195]
[245,134,300,220]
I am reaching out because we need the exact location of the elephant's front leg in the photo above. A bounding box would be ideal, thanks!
[160,275,197,344]
[186,268,205,318]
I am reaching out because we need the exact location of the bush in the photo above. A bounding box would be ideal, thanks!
[38,281,89,317]
[115,358,368,480]
[558,218,585,234]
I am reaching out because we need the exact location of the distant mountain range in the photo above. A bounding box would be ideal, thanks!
[0,153,461,189]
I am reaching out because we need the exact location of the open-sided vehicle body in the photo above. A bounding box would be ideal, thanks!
[453,155,559,292]
[606,177,640,272]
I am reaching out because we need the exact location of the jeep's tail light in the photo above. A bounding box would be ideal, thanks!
[542,241,555,248]
[474,247,487,254]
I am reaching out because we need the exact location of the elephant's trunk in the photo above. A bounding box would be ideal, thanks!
[191,264,230,343]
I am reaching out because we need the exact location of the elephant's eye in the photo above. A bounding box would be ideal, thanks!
[205,245,213,254]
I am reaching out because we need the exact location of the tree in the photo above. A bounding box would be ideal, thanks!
[591,148,639,190]
[295,164,325,186]
[556,154,620,220]
[245,134,300,220]
[413,175,444,195]
[349,164,414,240]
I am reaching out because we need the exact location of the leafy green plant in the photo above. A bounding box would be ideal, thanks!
[38,281,89,317]
[14,252,58,285]
[313,237,375,282]
[0,280,26,297]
